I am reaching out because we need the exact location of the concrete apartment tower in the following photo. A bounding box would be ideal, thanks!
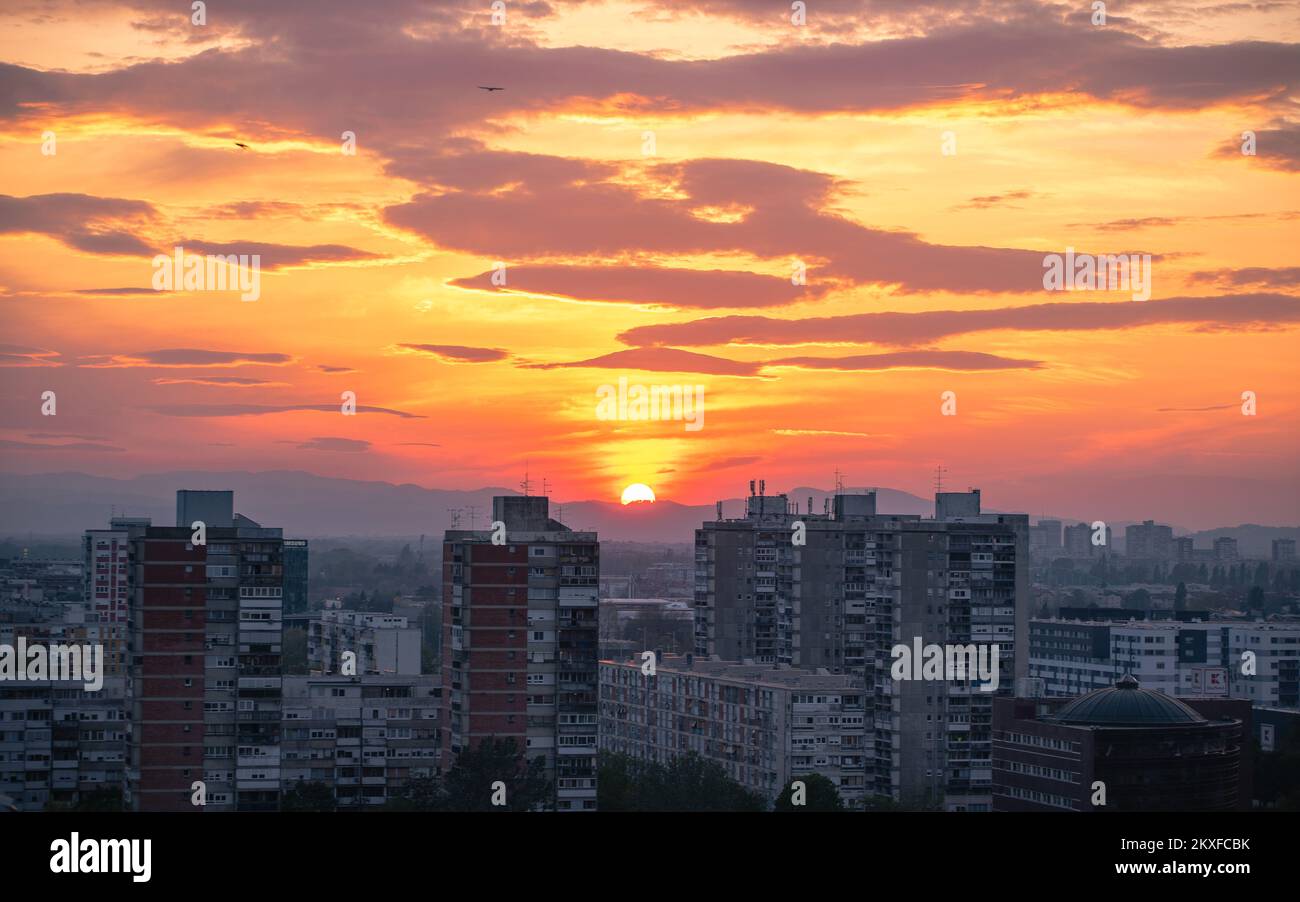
[692,482,1029,810]
[124,490,284,811]
[441,495,598,811]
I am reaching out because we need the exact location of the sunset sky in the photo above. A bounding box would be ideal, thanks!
[1,0,1297,528]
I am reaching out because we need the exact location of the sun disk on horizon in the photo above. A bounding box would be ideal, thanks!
[620,483,656,505]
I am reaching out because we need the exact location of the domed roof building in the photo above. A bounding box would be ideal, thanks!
[993,676,1250,812]
[1046,674,1207,726]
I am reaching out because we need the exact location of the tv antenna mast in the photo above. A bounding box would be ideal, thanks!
[933,465,949,494]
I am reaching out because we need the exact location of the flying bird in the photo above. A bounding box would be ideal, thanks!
[234,142,249,149]
[476,85,504,92]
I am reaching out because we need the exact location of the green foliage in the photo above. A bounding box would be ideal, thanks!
[386,738,552,811]
[45,785,125,812]
[598,751,766,811]
[281,627,309,675]
[1122,587,1150,611]
[1247,585,1266,610]
[385,774,444,811]
[281,779,337,812]
[1255,728,1300,810]
[773,773,844,811]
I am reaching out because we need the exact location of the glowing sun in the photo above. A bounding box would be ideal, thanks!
[620,483,656,505]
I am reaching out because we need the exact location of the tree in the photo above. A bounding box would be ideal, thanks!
[385,740,553,811]
[385,774,444,811]
[45,785,124,812]
[773,773,843,811]
[597,751,766,811]
[1174,582,1187,612]
[860,794,905,812]
[440,737,553,811]
[282,627,309,675]
[397,543,417,575]
[1254,727,1300,810]
[1123,588,1150,611]
[1247,586,1266,611]
[596,750,637,811]
[281,780,336,812]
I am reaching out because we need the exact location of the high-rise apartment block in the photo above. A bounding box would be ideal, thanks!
[82,519,145,677]
[442,495,598,811]
[1125,520,1173,560]
[1214,536,1240,560]
[692,484,1029,810]
[1062,521,1113,557]
[1273,538,1297,562]
[283,539,310,616]
[123,491,285,812]
[1029,519,1062,555]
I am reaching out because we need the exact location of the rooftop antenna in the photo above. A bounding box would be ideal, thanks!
[541,477,552,497]
[933,465,949,494]
[834,468,844,494]
[520,464,532,497]
[466,505,479,530]
[447,508,463,528]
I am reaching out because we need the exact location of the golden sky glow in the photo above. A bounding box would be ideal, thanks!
[1,0,1297,526]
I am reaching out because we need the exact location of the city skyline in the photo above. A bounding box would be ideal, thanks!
[0,0,1295,884]
[2,0,1297,527]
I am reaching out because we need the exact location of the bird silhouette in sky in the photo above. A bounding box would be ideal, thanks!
[234,142,249,149]
[476,85,504,92]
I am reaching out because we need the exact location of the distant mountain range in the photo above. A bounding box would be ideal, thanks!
[0,470,934,542]
[0,471,1294,554]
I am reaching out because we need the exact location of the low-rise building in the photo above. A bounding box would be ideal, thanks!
[599,654,867,807]
[1029,618,1300,707]
[0,677,126,811]
[280,674,440,808]
[309,610,422,676]
[992,676,1250,811]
